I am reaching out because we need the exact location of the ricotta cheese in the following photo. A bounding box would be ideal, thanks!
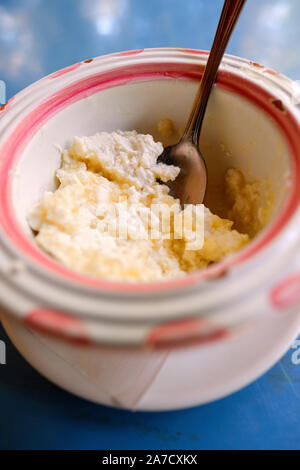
[28,130,249,282]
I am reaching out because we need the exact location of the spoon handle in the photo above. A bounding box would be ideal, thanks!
[182,0,246,145]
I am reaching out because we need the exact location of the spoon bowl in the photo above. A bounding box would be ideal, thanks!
[157,140,207,205]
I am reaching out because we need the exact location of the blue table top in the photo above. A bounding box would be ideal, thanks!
[1,0,300,450]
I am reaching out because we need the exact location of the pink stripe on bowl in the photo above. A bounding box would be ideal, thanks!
[270,274,300,310]
[113,49,144,57]
[24,308,91,345]
[49,62,82,79]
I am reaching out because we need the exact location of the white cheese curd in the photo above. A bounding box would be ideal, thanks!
[28,130,249,282]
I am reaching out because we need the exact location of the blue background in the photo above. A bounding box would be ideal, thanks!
[0,0,300,450]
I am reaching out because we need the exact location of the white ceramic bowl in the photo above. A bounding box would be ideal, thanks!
[1,48,300,410]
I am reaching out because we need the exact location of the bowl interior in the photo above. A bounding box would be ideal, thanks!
[12,78,291,240]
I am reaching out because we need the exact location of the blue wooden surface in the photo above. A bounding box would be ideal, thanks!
[0,0,300,450]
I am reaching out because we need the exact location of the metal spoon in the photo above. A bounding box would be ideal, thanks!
[157,0,246,206]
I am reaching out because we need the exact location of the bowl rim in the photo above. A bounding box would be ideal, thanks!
[0,48,300,345]
[1,49,299,290]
